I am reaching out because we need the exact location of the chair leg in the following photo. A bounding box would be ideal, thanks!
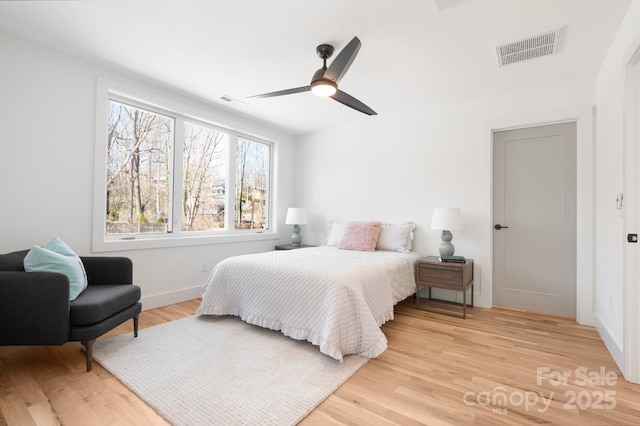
[82,339,96,372]
[133,314,139,337]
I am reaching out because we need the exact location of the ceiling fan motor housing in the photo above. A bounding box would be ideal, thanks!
[310,78,337,96]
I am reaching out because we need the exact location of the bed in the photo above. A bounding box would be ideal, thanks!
[196,236,421,361]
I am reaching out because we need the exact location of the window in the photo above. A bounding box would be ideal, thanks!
[107,100,174,235]
[235,137,270,230]
[94,81,275,250]
[182,122,228,232]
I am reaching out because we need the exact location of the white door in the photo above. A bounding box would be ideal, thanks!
[493,122,577,318]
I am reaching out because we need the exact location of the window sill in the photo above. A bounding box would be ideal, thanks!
[92,231,279,253]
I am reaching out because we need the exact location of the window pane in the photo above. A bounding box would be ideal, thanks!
[182,122,228,231]
[106,100,174,235]
[235,137,270,230]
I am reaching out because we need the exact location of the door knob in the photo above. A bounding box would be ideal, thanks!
[494,224,509,230]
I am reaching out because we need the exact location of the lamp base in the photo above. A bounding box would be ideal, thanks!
[438,230,455,257]
[291,224,301,247]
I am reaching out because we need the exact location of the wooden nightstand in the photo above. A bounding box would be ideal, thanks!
[415,256,474,318]
[275,244,317,250]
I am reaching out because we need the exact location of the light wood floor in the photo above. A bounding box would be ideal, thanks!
[1,299,639,425]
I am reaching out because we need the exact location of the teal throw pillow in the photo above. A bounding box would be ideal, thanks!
[23,237,88,301]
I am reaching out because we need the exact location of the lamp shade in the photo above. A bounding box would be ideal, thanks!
[431,207,463,231]
[285,208,308,225]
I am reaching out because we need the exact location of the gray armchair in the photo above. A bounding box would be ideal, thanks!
[0,249,141,371]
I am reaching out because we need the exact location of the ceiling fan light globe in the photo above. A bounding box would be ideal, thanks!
[311,79,337,97]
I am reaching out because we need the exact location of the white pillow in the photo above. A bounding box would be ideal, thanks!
[376,222,416,253]
[325,221,345,246]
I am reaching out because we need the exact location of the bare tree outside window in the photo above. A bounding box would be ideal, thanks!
[106,100,173,235]
[102,94,272,241]
[235,137,270,230]
[182,123,228,231]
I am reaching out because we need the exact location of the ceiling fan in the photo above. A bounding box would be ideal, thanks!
[247,36,377,116]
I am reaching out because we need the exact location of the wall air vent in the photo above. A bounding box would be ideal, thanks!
[496,27,562,67]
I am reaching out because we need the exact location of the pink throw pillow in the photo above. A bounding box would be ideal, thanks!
[338,221,382,252]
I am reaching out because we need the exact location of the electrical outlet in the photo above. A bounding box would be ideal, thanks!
[201,261,208,273]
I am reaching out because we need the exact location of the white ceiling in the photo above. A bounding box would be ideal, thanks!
[0,0,631,135]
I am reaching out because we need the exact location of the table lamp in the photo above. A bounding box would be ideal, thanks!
[431,207,463,257]
[285,208,308,246]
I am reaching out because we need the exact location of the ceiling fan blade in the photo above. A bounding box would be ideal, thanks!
[331,89,377,116]
[324,36,361,83]
[247,86,310,99]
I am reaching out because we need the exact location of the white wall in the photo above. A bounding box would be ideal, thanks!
[296,79,596,311]
[595,1,640,377]
[0,31,296,309]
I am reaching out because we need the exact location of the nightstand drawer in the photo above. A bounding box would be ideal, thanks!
[418,264,464,287]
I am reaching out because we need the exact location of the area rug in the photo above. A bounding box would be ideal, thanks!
[93,315,368,425]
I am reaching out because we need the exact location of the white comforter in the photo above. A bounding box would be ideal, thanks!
[196,246,421,361]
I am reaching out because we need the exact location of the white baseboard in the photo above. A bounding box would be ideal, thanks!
[595,313,625,374]
[141,285,203,311]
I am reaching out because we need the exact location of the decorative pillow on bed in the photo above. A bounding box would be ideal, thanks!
[376,222,416,253]
[325,220,345,246]
[338,221,382,252]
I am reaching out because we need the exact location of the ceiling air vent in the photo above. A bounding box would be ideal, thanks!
[496,28,562,67]
[218,94,246,106]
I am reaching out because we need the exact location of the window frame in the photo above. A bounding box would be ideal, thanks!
[93,78,278,252]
